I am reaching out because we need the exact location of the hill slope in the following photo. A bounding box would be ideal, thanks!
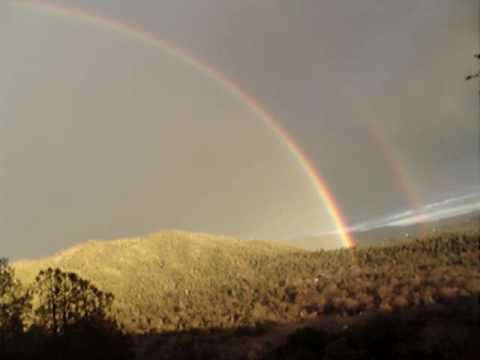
[14,231,308,330]
[14,230,480,334]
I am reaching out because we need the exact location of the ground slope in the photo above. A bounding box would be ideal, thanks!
[14,231,480,335]
[14,230,306,330]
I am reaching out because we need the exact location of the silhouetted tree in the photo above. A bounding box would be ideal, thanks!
[34,267,113,335]
[0,258,32,358]
[34,268,133,360]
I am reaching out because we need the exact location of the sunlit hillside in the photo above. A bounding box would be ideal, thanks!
[14,231,307,330]
[14,230,480,336]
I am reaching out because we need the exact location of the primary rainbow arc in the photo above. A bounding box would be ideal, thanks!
[13,0,355,247]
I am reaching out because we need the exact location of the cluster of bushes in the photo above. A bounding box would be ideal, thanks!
[0,260,133,359]
[135,295,479,359]
[265,295,479,360]
[118,234,479,332]
[296,234,479,317]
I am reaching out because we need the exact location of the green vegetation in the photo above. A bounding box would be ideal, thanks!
[0,263,133,359]
[34,268,114,334]
[3,230,479,358]
[0,259,31,353]
[13,231,480,335]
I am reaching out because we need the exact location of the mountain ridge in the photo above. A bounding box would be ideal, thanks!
[12,227,479,334]
[13,230,307,330]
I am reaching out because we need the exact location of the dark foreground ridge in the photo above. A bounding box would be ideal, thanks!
[136,296,479,360]
[2,232,479,359]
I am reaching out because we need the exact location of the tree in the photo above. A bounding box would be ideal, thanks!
[0,258,32,357]
[465,53,480,82]
[34,267,113,335]
[34,268,133,360]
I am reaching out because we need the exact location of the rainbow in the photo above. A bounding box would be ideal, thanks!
[338,87,426,235]
[366,126,428,237]
[12,0,356,247]
[366,126,423,212]
[322,72,423,216]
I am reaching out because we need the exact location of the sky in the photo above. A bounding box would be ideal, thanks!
[1,0,479,259]
[346,185,480,232]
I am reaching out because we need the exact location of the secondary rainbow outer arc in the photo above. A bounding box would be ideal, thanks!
[366,125,423,211]
[14,0,355,248]
[325,72,424,233]
[366,126,428,236]
[340,85,427,235]
[345,88,423,212]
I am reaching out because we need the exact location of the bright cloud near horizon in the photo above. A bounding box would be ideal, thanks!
[346,187,480,232]
[0,0,478,259]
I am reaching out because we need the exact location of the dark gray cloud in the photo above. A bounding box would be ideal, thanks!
[1,5,337,259]
[81,0,477,211]
[0,1,12,30]
[1,0,478,258]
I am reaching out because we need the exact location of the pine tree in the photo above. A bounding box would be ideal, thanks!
[34,267,113,335]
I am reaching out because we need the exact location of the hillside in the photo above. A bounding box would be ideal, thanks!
[14,230,480,335]
[14,231,306,330]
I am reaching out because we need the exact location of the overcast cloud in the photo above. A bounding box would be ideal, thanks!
[1,0,478,258]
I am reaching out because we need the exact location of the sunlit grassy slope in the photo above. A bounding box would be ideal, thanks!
[15,230,295,289]
[14,230,480,333]
[14,231,309,329]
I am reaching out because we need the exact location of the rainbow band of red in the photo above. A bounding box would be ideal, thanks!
[13,0,355,248]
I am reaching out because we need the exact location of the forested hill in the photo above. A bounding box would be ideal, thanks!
[14,231,480,333]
